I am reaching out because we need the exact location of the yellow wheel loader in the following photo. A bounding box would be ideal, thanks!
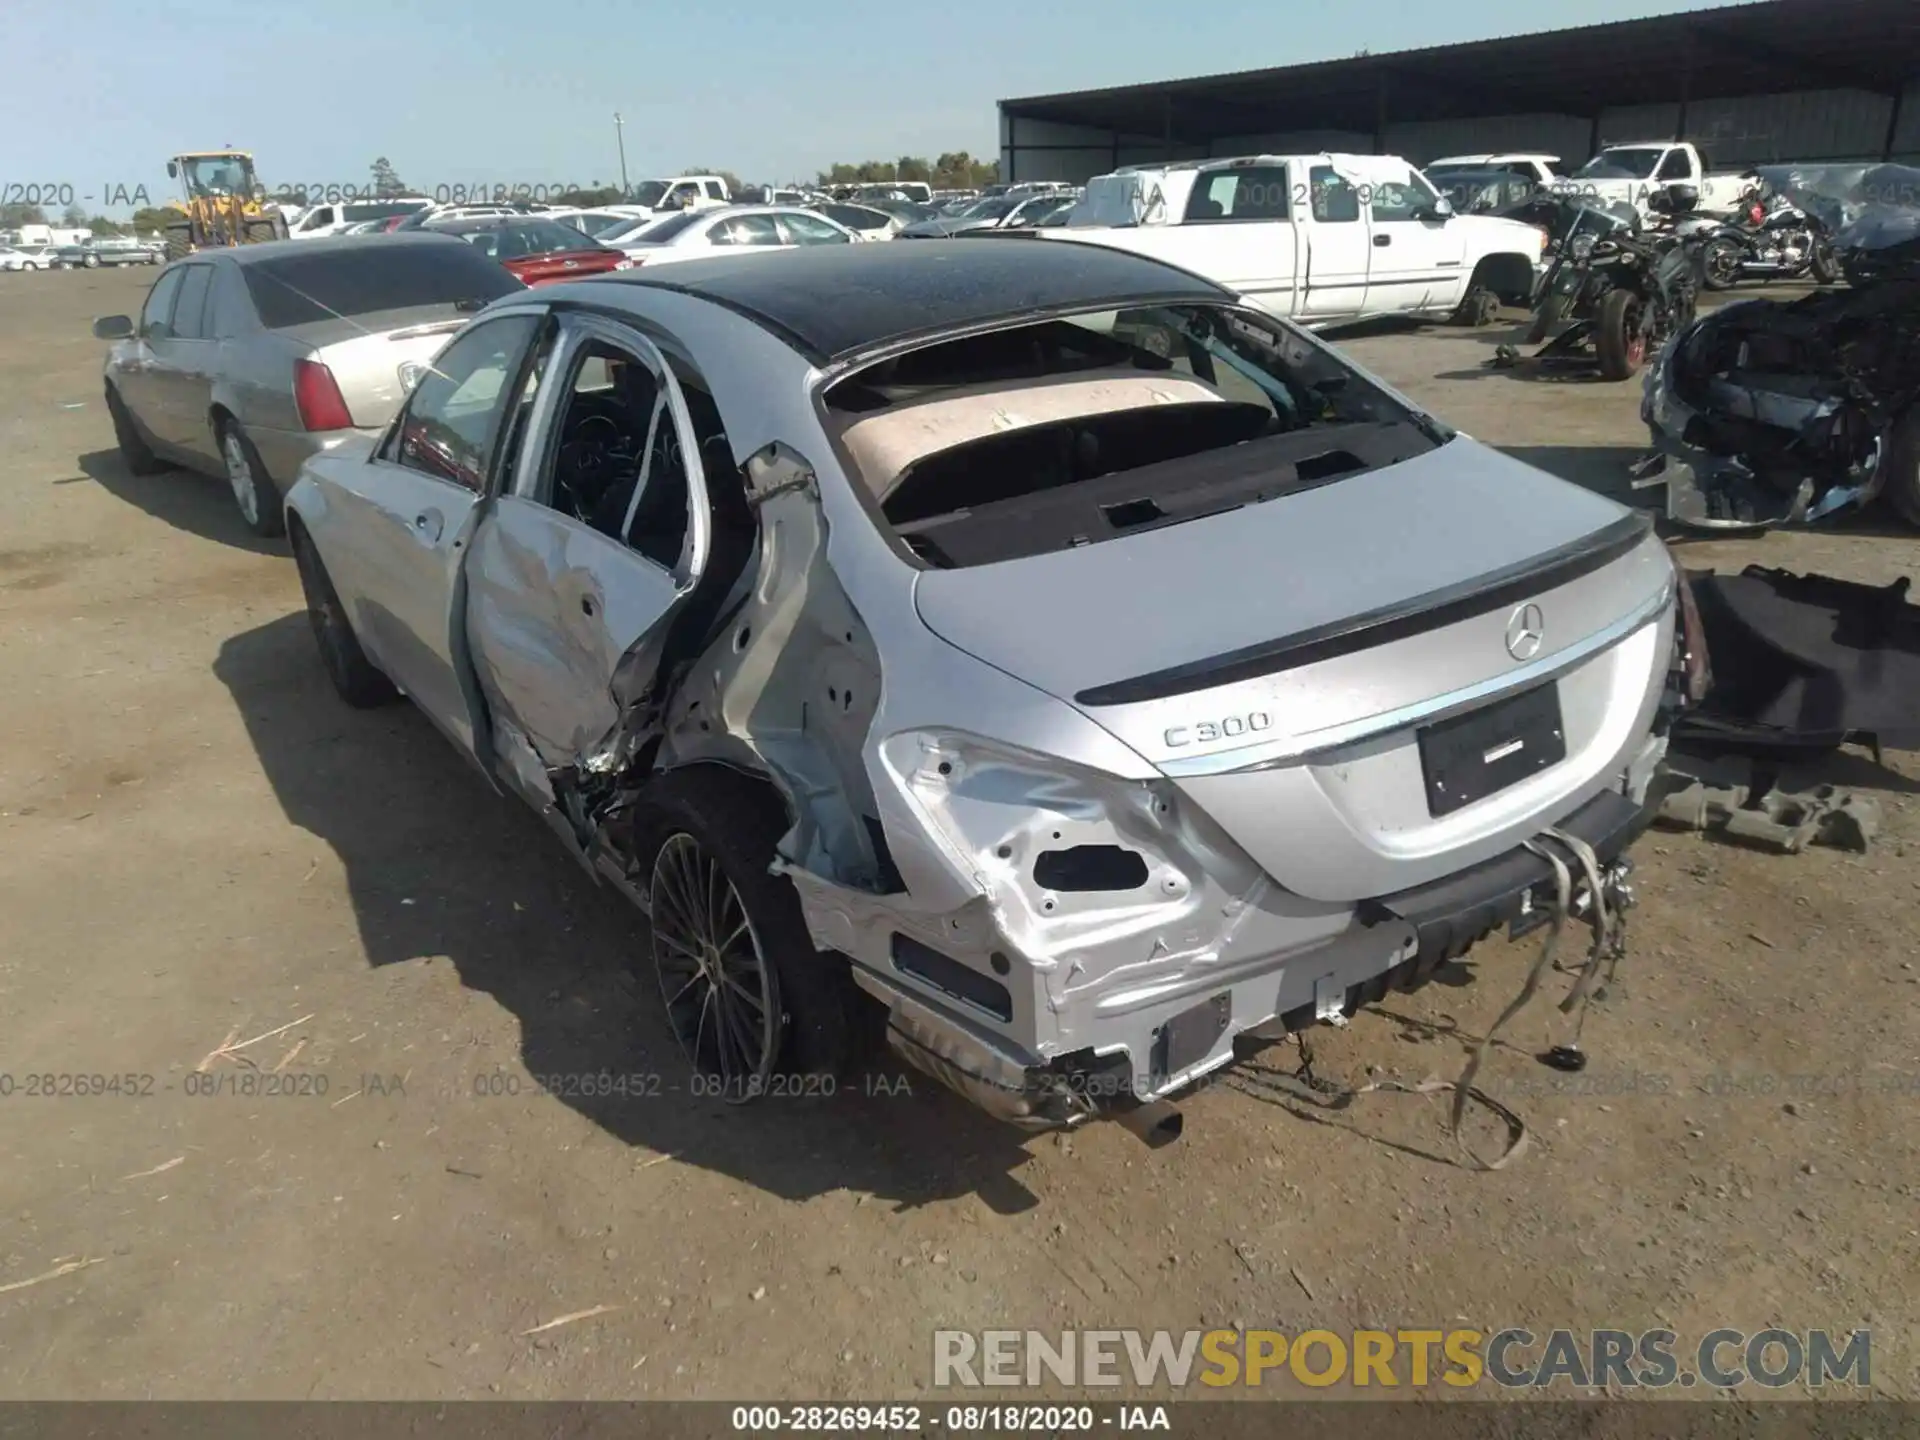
[162,151,290,261]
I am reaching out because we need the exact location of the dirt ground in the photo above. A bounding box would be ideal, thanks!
[1,267,1915,1403]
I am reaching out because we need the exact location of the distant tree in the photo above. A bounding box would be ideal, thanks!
[61,202,88,227]
[131,205,188,234]
[0,201,48,227]
[370,157,408,197]
[816,153,996,191]
[930,151,997,189]
[87,215,126,236]
[552,186,626,207]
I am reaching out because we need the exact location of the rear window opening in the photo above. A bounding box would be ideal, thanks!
[822,304,1445,567]
[243,243,522,328]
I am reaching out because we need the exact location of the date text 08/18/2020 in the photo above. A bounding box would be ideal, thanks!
[2,181,627,212]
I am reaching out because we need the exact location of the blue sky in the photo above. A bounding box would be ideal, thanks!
[4,0,1730,213]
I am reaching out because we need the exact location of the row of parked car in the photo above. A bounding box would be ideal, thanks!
[87,217,1695,1140]
[258,184,1094,297]
[1,235,164,271]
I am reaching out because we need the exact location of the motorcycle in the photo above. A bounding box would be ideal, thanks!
[1498,184,1704,381]
[1697,180,1841,290]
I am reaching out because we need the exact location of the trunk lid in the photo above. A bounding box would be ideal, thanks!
[288,305,479,429]
[913,437,1675,901]
[507,250,623,286]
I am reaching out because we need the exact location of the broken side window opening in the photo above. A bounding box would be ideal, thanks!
[817,304,1447,567]
[556,430,894,905]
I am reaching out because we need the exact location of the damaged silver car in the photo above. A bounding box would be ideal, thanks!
[1635,163,1920,529]
[283,239,1685,1137]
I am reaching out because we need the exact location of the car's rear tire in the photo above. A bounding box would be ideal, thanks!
[290,525,400,708]
[1881,411,1920,530]
[629,768,864,1096]
[105,382,168,475]
[1594,288,1645,381]
[217,419,285,537]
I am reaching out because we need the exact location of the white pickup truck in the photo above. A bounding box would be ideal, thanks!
[1043,154,1546,328]
[623,175,733,219]
[1567,142,1750,217]
[1426,153,1564,188]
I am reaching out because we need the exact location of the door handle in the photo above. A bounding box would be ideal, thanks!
[1373,234,1392,247]
[413,509,444,544]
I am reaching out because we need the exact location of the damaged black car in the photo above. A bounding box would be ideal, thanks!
[1635,163,1920,529]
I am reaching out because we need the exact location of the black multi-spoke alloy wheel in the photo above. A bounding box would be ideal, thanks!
[650,830,782,1102]
[632,769,860,1102]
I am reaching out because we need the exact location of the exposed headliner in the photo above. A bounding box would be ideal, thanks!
[584,237,1228,364]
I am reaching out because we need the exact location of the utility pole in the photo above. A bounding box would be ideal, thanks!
[614,113,630,199]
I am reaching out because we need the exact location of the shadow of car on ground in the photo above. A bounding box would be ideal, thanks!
[213,612,1047,1213]
[77,448,284,556]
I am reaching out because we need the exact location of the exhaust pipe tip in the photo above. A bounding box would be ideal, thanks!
[1112,1099,1184,1148]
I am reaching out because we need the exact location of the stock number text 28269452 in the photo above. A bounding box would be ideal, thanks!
[269,182,605,206]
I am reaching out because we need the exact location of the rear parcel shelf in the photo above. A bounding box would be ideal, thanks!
[889,421,1426,569]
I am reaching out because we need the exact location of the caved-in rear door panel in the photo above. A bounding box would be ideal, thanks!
[465,497,683,767]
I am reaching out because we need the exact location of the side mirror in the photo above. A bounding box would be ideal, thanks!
[92,314,135,340]
[166,161,179,179]
[1412,197,1455,222]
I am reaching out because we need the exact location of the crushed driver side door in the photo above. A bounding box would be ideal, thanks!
[462,313,715,812]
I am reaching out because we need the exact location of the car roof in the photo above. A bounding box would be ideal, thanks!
[686,204,814,220]
[428,215,577,232]
[584,236,1228,364]
[192,233,476,267]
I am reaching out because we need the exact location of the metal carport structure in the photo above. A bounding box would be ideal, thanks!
[998,0,1920,183]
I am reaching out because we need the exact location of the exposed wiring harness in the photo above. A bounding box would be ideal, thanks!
[1279,825,1631,1171]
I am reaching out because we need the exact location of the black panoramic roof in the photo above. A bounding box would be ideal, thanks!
[597,237,1228,363]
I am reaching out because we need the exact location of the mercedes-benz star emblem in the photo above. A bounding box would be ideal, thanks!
[1505,603,1546,661]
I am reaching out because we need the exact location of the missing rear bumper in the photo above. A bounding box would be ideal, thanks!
[1354,786,1655,974]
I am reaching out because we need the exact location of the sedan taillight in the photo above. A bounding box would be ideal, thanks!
[293,359,355,432]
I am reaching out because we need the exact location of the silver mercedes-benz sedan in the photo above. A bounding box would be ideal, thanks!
[282,238,1691,1137]
[91,234,523,536]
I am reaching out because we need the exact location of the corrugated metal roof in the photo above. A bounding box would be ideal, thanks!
[1000,0,1918,142]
